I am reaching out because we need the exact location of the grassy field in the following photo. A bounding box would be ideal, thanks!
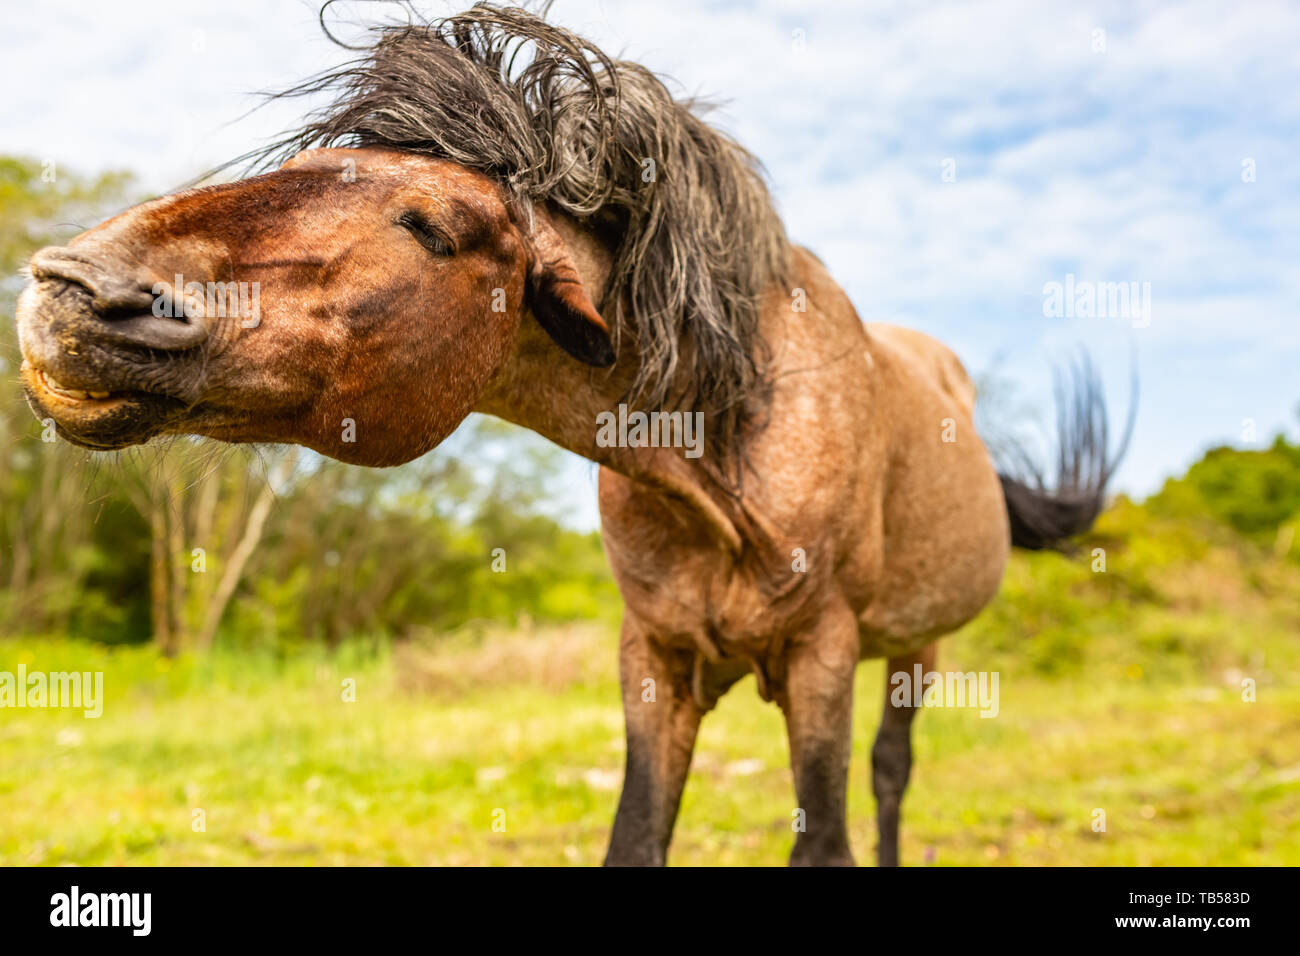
[2,613,1297,866]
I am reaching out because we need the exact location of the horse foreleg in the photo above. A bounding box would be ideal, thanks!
[873,642,937,867]
[781,602,859,866]
[604,617,705,866]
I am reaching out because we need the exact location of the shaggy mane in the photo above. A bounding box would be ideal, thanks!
[241,2,792,463]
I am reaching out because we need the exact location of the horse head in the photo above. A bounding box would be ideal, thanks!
[17,146,611,466]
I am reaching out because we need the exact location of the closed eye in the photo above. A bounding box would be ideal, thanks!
[397,211,455,256]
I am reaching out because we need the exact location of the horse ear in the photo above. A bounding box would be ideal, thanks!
[526,215,615,367]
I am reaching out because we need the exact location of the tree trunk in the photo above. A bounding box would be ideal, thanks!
[148,491,174,655]
[193,451,296,649]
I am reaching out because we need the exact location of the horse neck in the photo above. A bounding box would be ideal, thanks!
[475,209,748,554]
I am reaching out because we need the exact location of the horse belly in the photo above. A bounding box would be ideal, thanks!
[855,454,1010,657]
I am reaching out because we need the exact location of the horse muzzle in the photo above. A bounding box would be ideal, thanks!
[15,247,210,448]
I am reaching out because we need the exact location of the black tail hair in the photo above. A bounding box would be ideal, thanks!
[997,355,1136,552]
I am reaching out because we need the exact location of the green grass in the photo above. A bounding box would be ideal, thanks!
[2,619,1297,866]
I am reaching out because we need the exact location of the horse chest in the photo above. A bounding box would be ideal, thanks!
[599,467,832,662]
[612,539,826,665]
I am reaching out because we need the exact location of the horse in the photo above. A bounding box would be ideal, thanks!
[14,5,1126,866]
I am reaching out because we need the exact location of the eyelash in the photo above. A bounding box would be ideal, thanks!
[398,212,455,256]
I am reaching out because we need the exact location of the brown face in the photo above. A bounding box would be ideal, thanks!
[16,147,612,466]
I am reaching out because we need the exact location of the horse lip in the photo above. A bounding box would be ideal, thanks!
[91,312,210,350]
[35,367,115,403]
[23,353,197,411]
[26,362,167,407]
[20,361,184,449]
[17,284,206,410]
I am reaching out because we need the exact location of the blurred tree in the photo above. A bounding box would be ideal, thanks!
[1148,435,1300,541]
[0,157,141,640]
[111,443,299,653]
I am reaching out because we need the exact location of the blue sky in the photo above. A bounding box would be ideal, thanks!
[3,0,1297,528]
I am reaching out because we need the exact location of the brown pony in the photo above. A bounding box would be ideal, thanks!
[15,5,1126,865]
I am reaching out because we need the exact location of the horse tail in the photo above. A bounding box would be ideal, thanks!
[996,355,1137,552]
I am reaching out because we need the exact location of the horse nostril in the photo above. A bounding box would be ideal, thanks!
[27,248,210,351]
[29,248,157,319]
